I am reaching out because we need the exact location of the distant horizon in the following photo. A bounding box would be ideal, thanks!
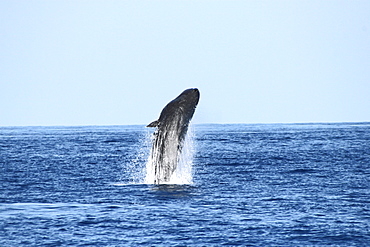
[1,120,369,128]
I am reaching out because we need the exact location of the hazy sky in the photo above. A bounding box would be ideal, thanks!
[1,1,369,126]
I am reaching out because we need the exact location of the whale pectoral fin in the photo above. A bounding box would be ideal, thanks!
[146,120,160,127]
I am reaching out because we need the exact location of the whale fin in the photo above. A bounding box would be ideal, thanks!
[147,120,160,127]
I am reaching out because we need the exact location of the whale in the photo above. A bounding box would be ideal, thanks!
[146,88,200,184]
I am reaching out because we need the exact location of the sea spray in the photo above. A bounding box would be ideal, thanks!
[167,126,195,184]
[123,129,152,184]
[144,125,195,184]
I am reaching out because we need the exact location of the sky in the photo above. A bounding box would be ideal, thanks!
[1,1,370,126]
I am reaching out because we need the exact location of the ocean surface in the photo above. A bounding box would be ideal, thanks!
[1,123,369,246]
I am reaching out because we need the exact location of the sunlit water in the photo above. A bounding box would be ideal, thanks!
[1,123,370,246]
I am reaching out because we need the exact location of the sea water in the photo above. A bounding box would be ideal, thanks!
[0,123,369,246]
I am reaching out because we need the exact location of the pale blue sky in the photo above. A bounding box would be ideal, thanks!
[1,1,369,126]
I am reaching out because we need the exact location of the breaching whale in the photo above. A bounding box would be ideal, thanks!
[146,88,200,184]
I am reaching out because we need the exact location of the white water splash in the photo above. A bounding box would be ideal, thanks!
[123,130,152,184]
[144,126,195,185]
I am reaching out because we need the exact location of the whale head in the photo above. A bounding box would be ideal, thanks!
[147,88,200,128]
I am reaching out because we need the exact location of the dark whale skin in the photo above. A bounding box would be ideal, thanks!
[147,88,200,184]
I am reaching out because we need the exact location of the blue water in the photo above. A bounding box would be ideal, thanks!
[1,123,370,246]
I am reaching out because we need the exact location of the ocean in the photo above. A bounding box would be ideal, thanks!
[0,123,369,246]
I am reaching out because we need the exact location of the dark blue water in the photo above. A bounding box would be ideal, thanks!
[1,123,370,246]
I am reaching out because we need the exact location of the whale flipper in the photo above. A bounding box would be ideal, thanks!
[147,120,160,128]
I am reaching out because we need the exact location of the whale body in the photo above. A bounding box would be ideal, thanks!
[146,88,200,184]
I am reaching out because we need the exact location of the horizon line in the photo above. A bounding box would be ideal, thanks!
[1,120,369,128]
